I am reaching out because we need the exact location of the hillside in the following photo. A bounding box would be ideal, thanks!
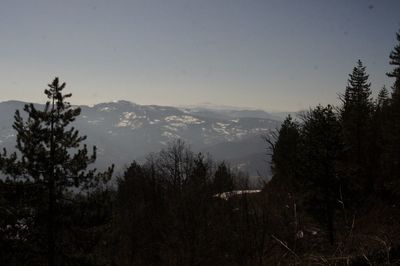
[0,100,281,179]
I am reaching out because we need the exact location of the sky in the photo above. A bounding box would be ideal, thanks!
[0,0,400,112]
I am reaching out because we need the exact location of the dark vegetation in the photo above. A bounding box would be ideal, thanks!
[1,31,400,265]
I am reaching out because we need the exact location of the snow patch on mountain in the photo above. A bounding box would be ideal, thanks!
[88,119,104,125]
[163,125,179,132]
[99,106,116,112]
[165,115,204,125]
[116,112,144,129]
[162,131,180,140]
[149,119,161,125]
[212,123,231,136]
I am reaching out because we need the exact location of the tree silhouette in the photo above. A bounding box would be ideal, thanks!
[339,60,375,199]
[384,31,400,196]
[269,115,302,188]
[340,60,372,163]
[0,78,113,265]
[301,105,343,244]
[387,31,400,102]
[213,162,234,194]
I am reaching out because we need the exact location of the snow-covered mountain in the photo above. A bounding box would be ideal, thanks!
[0,100,282,179]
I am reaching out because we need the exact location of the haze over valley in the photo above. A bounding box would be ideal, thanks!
[0,99,283,180]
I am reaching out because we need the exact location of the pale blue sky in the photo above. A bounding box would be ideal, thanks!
[0,0,399,111]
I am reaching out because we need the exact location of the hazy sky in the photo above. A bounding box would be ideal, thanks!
[1,0,399,111]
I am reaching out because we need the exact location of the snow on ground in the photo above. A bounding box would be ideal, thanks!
[212,123,230,135]
[99,106,116,112]
[214,190,262,200]
[88,119,103,125]
[163,125,179,132]
[162,131,180,140]
[165,115,204,125]
[116,112,146,129]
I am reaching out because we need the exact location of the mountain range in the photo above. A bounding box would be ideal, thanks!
[0,100,284,181]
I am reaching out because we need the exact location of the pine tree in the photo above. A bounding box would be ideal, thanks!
[269,115,302,185]
[213,162,234,193]
[0,78,113,265]
[340,60,373,195]
[341,60,373,161]
[384,30,400,195]
[387,31,400,103]
[372,86,391,193]
[301,105,343,244]
[377,86,390,109]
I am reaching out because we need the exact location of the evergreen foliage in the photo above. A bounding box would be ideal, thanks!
[269,115,302,187]
[340,60,374,197]
[340,60,373,164]
[384,31,400,195]
[301,105,343,244]
[0,78,113,265]
[213,162,234,193]
[387,31,400,102]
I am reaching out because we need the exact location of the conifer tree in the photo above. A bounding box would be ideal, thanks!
[385,30,400,195]
[340,60,373,162]
[0,78,113,265]
[340,60,373,195]
[387,31,400,102]
[371,86,391,192]
[377,86,390,109]
[269,115,302,186]
[301,105,343,244]
[213,162,234,193]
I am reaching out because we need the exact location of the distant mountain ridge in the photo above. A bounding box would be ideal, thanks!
[178,104,295,121]
[0,100,282,180]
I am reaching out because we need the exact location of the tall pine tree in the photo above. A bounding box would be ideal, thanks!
[302,105,343,244]
[340,60,373,195]
[372,86,391,193]
[387,31,400,102]
[269,115,302,186]
[384,30,400,195]
[0,78,113,265]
